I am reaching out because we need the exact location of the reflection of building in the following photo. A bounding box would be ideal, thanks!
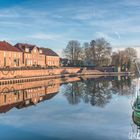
[0,82,60,113]
[0,77,82,113]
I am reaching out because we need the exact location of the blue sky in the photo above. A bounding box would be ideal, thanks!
[0,0,140,55]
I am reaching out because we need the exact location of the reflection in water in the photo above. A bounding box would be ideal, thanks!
[0,83,60,113]
[0,76,137,140]
[0,77,81,113]
[0,76,133,113]
[63,76,132,107]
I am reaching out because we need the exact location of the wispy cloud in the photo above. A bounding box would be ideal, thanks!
[28,33,62,41]
[0,0,139,51]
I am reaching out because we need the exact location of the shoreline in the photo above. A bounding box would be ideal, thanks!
[0,67,132,85]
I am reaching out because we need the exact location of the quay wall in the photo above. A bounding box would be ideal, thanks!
[0,67,130,81]
[0,67,81,79]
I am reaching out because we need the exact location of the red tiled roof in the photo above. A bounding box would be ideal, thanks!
[0,41,22,52]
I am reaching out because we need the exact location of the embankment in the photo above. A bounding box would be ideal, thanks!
[0,67,130,85]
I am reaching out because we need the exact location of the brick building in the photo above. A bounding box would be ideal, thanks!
[0,41,60,68]
[41,48,60,67]
[15,43,60,67]
[0,41,23,67]
[15,43,46,67]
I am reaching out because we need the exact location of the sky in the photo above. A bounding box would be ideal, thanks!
[0,0,140,56]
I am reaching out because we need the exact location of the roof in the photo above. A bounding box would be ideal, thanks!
[15,43,59,56]
[15,43,37,53]
[0,41,22,52]
[0,102,21,113]
[41,47,59,56]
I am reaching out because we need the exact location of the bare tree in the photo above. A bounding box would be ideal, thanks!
[124,47,137,59]
[111,47,137,71]
[64,38,112,67]
[82,42,93,66]
[82,38,112,66]
[63,40,82,66]
[90,40,96,62]
[94,38,112,66]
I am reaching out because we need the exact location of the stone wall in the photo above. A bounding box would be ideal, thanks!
[0,67,81,79]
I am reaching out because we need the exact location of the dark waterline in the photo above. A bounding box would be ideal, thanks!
[0,76,137,140]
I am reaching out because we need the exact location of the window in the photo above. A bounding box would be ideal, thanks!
[4,94,6,103]
[25,59,28,66]
[39,49,42,54]
[14,59,17,66]
[4,52,6,57]
[25,48,29,52]
[18,92,20,100]
[17,59,20,66]
[4,57,6,66]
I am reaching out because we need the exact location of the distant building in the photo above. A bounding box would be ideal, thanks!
[60,58,71,66]
[0,41,23,67]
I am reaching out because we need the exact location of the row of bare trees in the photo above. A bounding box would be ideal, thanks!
[63,38,137,70]
[111,48,137,70]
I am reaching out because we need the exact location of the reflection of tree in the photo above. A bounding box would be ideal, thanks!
[63,77,133,107]
[63,82,85,105]
[111,77,133,95]
[84,80,112,107]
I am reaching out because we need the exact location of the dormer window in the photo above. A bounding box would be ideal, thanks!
[25,48,29,52]
[39,49,42,54]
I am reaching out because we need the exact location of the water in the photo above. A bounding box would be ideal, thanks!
[0,76,137,140]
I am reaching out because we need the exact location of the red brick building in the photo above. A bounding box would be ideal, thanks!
[15,43,60,67]
[0,41,23,67]
[0,41,60,68]
[15,43,46,67]
[41,48,60,67]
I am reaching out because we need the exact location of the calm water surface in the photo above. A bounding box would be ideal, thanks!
[0,76,137,140]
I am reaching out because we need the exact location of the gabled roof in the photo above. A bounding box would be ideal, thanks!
[41,48,59,56]
[15,43,38,53]
[0,41,21,52]
[15,43,59,56]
